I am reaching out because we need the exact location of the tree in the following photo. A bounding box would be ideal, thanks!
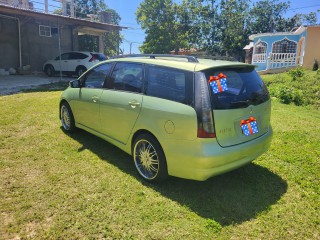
[136,0,317,59]
[249,0,290,33]
[136,0,188,53]
[219,0,251,60]
[181,0,222,54]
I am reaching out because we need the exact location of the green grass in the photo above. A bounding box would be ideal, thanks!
[0,89,319,239]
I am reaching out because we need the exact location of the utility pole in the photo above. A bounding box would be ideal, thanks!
[212,0,215,54]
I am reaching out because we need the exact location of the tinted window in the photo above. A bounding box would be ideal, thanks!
[70,52,88,60]
[60,53,70,60]
[92,53,107,61]
[110,62,143,93]
[203,67,269,109]
[146,66,193,105]
[83,63,112,88]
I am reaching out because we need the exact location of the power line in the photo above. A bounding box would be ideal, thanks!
[287,4,320,11]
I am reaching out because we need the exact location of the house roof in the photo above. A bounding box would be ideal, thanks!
[0,4,127,32]
[243,42,254,50]
[249,26,307,41]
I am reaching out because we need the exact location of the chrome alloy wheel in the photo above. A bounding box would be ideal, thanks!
[61,105,71,130]
[134,139,160,180]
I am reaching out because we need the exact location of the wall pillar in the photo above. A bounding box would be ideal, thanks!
[72,27,79,51]
[45,0,48,13]
[70,0,75,17]
[98,35,104,53]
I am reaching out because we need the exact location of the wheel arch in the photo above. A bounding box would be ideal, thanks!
[131,129,161,155]
[44,64,54,71]
[75,65,87,71]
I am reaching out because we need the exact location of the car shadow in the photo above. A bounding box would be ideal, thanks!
[65,128,287,226]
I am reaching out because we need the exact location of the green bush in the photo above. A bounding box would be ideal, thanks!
[313,59,319,71]
[288,67,305,81]
[262,68,319,108]
[274,85,304,106]
[205,219,222,233]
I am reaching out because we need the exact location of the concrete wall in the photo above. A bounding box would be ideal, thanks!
[0,18,19,69]
[303,27,320,69]
[0,14,79,71]
[20,19,74,71]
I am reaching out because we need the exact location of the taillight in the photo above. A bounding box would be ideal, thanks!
[194,72,216,138]
[89,53,96,62]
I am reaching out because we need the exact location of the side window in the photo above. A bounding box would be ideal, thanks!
[110,62,143,93]
[61,53,70,60]
[83,63,112,88]
[68,53,78,60]
[146,66,193,105]
[71,52,88,60]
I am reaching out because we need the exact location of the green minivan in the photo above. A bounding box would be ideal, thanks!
[60,55,272,182]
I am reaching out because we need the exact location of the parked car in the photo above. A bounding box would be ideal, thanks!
[43,51,107,77]
[59,54,272,182]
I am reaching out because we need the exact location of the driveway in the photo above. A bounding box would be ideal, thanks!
[0,74,72,95]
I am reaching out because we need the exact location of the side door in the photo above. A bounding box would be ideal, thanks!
[99,62,144,144]
[69,52,88,73]
[72,63,113,131]
[53,53,70,72]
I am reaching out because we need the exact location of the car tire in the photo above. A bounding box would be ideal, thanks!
[133,133,168,182]
[76,66,87,78]
[45,65,55,77]
[60,102,76,132]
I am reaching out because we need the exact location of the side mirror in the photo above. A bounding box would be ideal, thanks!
[69,80,81,88]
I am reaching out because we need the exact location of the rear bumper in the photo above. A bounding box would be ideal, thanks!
[162,127,273,181]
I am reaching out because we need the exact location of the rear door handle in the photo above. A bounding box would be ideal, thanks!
[128,100,140,108]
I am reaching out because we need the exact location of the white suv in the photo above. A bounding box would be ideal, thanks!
[43,51,107,77]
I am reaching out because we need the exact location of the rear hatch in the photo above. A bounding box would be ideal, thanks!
[203,67,271,147]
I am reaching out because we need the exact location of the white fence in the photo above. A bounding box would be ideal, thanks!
[252,53,266,63]
[267,53,297,69]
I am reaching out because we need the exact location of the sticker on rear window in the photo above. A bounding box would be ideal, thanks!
[240,117,259,136]
[208,73,228,94]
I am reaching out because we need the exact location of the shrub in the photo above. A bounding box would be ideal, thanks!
[205,219,222,233]
[276,86,304,106]
[288,67,305,81]
[313,59,319,71]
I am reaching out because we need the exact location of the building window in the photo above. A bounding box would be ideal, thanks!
[252,40,267,63]
[272,38,297,53]
[39,25,51,37]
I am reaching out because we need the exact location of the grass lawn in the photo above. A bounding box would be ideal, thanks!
[0,86,319,239]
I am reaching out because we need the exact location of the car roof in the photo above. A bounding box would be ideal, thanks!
[63,51,104,55]
[104,56,254,72]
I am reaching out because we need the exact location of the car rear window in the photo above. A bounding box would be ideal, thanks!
[203,67,269,109]
[92,53,107,61]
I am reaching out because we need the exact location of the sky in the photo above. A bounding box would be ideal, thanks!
[106,0,320,54]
